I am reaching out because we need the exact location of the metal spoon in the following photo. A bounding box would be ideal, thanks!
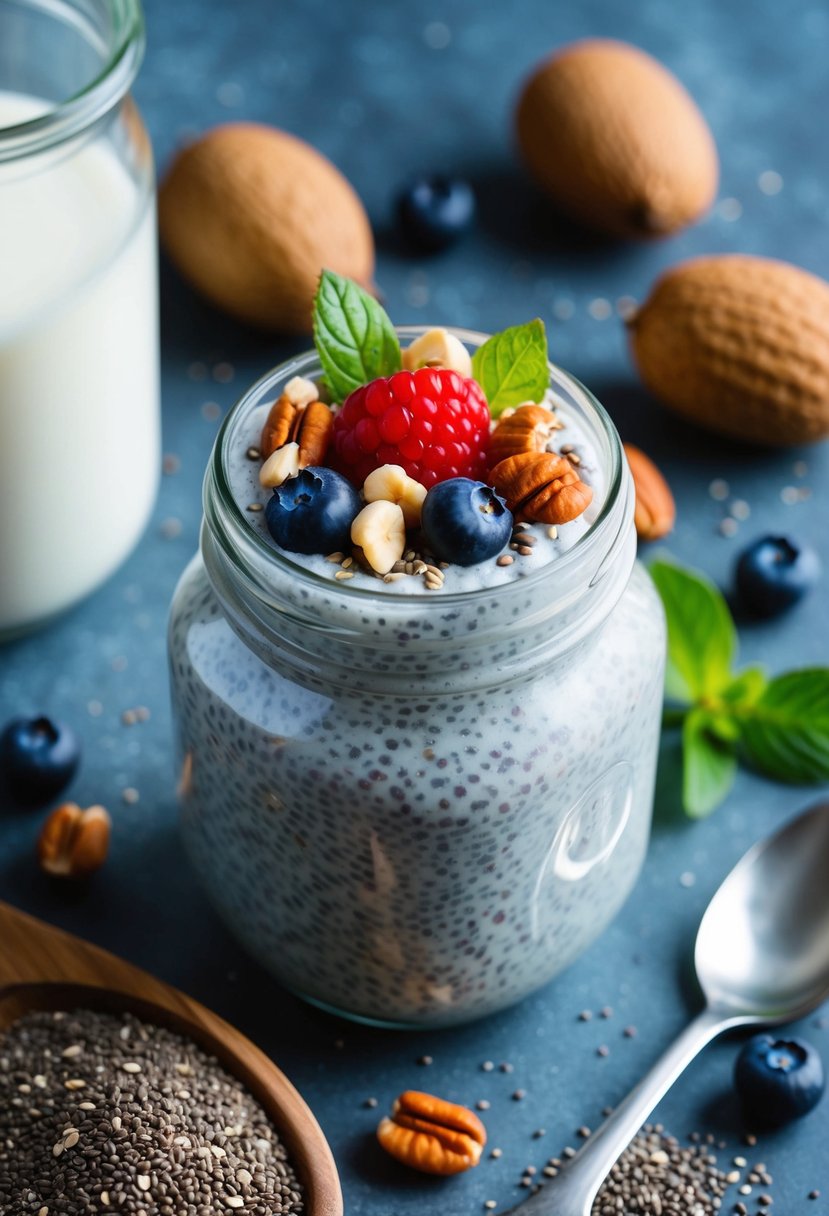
[505,799,829,1216]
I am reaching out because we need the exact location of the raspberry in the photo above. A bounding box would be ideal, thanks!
[330,368,491,489]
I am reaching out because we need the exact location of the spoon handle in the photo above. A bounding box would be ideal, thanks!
[510,1005,735,1216]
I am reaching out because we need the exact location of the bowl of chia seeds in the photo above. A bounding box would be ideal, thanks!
[0,1002,342,1215]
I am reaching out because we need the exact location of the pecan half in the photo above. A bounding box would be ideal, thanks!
[37,803,111,878]
[377,1090,487,1175]
[490,450,593,524]
[488,403,562,469]
[260,395,333,466]
[623,442,675,541]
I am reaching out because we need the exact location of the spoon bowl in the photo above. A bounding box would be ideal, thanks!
[696,798,829,1019]
[0,900,343,1216]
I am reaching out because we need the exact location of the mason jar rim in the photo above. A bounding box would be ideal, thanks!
[204,325,631,617]
[0,0,144,162]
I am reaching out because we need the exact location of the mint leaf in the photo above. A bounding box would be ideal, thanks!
[739,668,829,783]
[721,666,767,707]
[683,709,738,817]
[471,319,549,417]
[649,560,736,703]
[312,270,401,402]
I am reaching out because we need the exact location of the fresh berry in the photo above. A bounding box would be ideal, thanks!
[396,176,476,252]
[421,478,513,566]
[265,466,361,556]
[331,368,490,490]
[735,535,820,618]
[734,1034,825,1127]
[0,716,80,805]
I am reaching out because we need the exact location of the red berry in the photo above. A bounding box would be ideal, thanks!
[330,368,491,489]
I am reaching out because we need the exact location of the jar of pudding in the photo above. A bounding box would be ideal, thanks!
[168,330,666,1028]
[0,0,159,638]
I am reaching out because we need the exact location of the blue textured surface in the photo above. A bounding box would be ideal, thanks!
[2,1,829,1212]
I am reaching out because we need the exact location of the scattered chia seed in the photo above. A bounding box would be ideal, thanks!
[532,1129,546,1139]
[578,1010,593,1022]
[162,453,181,475]
[578,1126,591,1139]
[484,1201,497,1209]
[623,1026,637,1038]
[808,1190,820,1200]
[363,1097,378,1108]
[416,1055,433,1066]
[490,1148,502,1159]
[599,1006,613,1019]
[0,1008,303,1215]
[512,1089,526,1101]
[597,1045,609,1057]
[499,1063,513,1074]
[680,871,697,888]
[709,479,730,501]
[481,1061,495,1072]
[200,401,222,422]
[476,1100,491,1111]
[121,787,139,805]
[246,446,261,461]
[719,517,739,538]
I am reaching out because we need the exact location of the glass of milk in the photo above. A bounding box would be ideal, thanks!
[0,0,159,638]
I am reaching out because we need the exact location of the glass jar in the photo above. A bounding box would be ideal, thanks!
[169,330,666,1028]
[0,0,159,638]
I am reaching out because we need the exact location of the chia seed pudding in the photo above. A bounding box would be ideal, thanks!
[168,326,666,1028]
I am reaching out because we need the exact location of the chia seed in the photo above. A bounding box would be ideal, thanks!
[0,1008,303,1215]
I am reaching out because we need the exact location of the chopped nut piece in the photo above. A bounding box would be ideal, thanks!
[37,803,111,878]
[402,328,473,378]
[351,501,406,574]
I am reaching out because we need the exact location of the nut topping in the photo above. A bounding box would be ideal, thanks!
[362,464,427,528]
[623,442,675,541]
[259,394,333,465]
[489,451,593,524]
[351,500,406,574]
[37,803,111,878]
[402,328,473,378]
[488,403,562,468]
[377,1090,487,1175]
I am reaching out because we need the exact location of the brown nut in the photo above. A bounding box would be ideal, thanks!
[488,403,561,468]
[260,395,333,466]
[377,1090,487,1176]
[37,803,111,878]
[623,442,676,541]
[490,450,593,524]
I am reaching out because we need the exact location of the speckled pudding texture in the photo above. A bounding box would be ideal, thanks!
[168,339,666,1027]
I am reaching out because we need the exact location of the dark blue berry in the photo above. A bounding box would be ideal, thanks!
[421,478,513,566]
[735,535,820,618]
[396,176,476,252]
[265,466,362,556]
[735,1034,825,1127]
[0,716,80,806]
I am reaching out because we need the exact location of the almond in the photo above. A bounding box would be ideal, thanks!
[516,40,718,239]
[159,123,375,333]
[623,443,675,541]
[628,255,829,445]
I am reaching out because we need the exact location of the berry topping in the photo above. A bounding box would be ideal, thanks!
[396,176,476,252]
[734,1034,825,1127]
[265,467,362,556]
[0,715,80,806]
[331,367,491,490]
[735,535,821,618]
[421,478,513,567]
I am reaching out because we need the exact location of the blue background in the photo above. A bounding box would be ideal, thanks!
[2,0,829,1211]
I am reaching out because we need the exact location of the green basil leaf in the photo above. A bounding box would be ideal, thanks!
[739,668,829,783]
[471,318,549,417]
[649,560,736,703]
[312,270,401,402]
[682,709,738,817]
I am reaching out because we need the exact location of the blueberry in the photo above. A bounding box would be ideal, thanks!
[735,1034,825,1127]
[0,716,80,805]
[421,478,513,566]
[265,466,362,556]
[735,535,820,618]
[396,176,476,252]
